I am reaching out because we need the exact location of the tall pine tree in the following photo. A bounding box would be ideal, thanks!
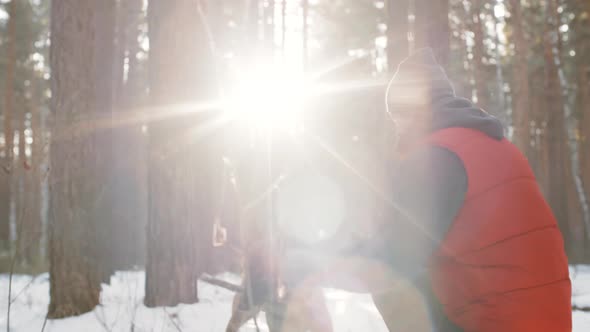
[48,0,103,317]
[145,0,217,306]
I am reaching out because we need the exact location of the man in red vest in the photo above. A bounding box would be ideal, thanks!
[282,48,572,331]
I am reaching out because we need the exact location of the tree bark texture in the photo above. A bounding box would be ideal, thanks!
[472,0,491,112]
[414,0,450,66]
[111,0,148,269]
[93,0,117,283]
[1,0,17,250]
[575,0,590,217]
[27,82,43,264]
[508,0,532,156]
[15,100,31,264]
[145,0,217,307]
[386,0,409,72]
[48,0,102,318]
[571,0,590,258]
[543,0,573,255]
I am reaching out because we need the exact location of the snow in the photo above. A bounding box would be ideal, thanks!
[572,265,590,308]
[0,267,589,331]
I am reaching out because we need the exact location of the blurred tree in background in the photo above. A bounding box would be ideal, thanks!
[0,0,48,266]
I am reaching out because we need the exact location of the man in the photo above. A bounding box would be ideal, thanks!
[284,48,572,331]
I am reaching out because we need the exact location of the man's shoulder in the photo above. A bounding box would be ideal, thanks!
[400,145,466,178]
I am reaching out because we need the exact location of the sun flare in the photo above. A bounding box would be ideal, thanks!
[225,66,309,134]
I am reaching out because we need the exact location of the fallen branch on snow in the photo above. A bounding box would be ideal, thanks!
[199,274,243,293]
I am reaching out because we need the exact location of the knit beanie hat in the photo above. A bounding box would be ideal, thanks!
[386,48,455,112]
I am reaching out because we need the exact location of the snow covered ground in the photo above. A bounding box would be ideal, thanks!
[0,266,589,331]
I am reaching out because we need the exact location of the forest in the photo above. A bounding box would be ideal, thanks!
[1,0,590,331]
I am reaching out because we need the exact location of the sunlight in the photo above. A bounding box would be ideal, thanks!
[226,65,308,134]
[494,2,506,18]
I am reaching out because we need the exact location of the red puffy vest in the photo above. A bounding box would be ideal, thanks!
[426,128,572,332]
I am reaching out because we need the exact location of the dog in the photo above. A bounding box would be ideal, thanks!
[225,247,333,332]
[225,280,333,332]
[222,161,334,332]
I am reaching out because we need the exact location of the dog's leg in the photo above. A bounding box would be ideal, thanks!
[264,301,287,332]
[277,287,333,332]
[304,288,333,332]
[226,291,262,332]
[371,282,432,332]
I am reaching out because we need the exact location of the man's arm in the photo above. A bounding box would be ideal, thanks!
[353,146,467,278]
[280,146,467,289]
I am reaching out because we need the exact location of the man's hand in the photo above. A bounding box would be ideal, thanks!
[280,249,402,294]
[280,249,332,288]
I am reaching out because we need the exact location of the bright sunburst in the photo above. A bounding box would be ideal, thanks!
[225,65,308,134]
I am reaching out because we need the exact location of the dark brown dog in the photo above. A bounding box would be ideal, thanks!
[225,278,332,332]
[225,249,333,332]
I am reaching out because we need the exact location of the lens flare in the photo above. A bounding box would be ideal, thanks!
[226,66,308,134]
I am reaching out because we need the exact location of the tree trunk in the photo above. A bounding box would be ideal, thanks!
[281,0,287,58]
[15,102,31,264]
[0,0,16,251]
[572,0,590,258]
[556,0,590,261]
[509,0,532,156]
[576,1,590,217]
[543,0,572,255]
[582,100,590,194]
[492,1,507,120]
[246,0,260,58]
[529,67,549,190]
[414,0,450,65]
[566,158,585,261]
[447,0,472,98]
[27,81,43,265]
[145,0,216,307]
[302,0,309,70]
[93,0,117,284]
[581,67,590,257]
[386,0,409,72]
[472,0,490,112]
[265,0,275,53]
[113,0,128,109]
[48,0,102,318]
[111,0,148,269]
